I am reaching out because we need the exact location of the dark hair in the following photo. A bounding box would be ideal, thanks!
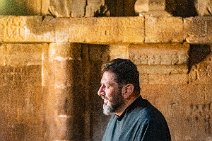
[102,58,140,95]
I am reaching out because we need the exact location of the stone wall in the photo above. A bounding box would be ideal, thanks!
[0,1,211,141]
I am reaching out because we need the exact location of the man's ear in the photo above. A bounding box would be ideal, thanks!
[122,84,134,99]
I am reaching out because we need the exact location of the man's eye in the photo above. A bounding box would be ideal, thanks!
[106,85,110,88]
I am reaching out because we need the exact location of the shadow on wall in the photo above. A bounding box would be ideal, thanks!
[166,0,198,17]
[71,44,110,141]
[104,0,137,16]
[103,0,199,17]
[188,44,211,73]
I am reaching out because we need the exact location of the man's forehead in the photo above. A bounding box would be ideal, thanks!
[101,71,116,83]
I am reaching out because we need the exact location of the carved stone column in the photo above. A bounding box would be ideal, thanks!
[46,43,84,141]
[135,0,170,16]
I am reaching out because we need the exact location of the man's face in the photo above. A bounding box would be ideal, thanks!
[98,71,124,115]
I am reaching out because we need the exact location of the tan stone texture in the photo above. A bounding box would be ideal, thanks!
[67,17,145,44]
[135,0,169,16]
[129,43,189,65]
[0,16,211,44]
[0,42,211,141]
[109,44,129,59]
[0,43,46,140]
[145,16,184,43]
[48,0,73,17]
[195,0,212,16]
[141,84,212,141]
[0,2,211,141]
[140,45,212,141]
[185,16,212,44]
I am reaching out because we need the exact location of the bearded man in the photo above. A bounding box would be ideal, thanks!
[98,58,171,141]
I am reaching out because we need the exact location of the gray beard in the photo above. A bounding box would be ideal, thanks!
[103,103,115,115]
[102,96,124,115]
[102,86,124,115]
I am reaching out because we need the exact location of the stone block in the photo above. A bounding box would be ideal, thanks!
[67,17,145,44]
[184,16,212,44]
[138,64,188,74]
[109,44,129,59]
[0,16,27,42]
[129,43,189,65]
[71,0,87,17]
[0,64,44,140]
[2,65,40,86]
[1,43,45,66]
[141,73,188,84]
[54,17,145,43]
[145,16,184,43]
[189,62,212,84]
[49,43,82,60]
[25,16,55,42]
[0,16,55,42]
[54,18,73,42]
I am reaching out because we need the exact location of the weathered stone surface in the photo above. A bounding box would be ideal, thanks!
[134,0,149,14]
[0,16,145,43]
[135,0,171,16]
[109,44,129,59]
[48,0,73,17]
[141,84,212,141]
[189,62,212,84]
[145,16,184,43]
[138,64,188,74]
[141,73,189,84]
[0,43,44,140]
[47,0,107,17]
[71,0,87,17]
[68,17,145,44]
[185,16,212,44]
[0,0,105,17]
[49,43,82,60]
[0,16,55,42]
[0,16,29,42]
[85,0,107,17]
[54,87,74,116]
[46,43,87,140]
[88,44,109,61]
[195,0,212,16]
[129,43,189,65]
[0,16,211,44]
[129,43,190,84]
[0,12,212,141]
[0,44,45,66]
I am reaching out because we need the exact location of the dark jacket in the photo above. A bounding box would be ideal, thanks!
[102,96,171,141]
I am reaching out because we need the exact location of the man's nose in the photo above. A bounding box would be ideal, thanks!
[97,85,104,96]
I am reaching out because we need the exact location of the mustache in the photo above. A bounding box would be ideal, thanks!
[101,96,108,100]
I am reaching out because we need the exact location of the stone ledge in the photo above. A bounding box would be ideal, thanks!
[0,16,211,44]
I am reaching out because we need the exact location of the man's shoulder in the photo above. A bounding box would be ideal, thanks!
[129,98,166,122]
